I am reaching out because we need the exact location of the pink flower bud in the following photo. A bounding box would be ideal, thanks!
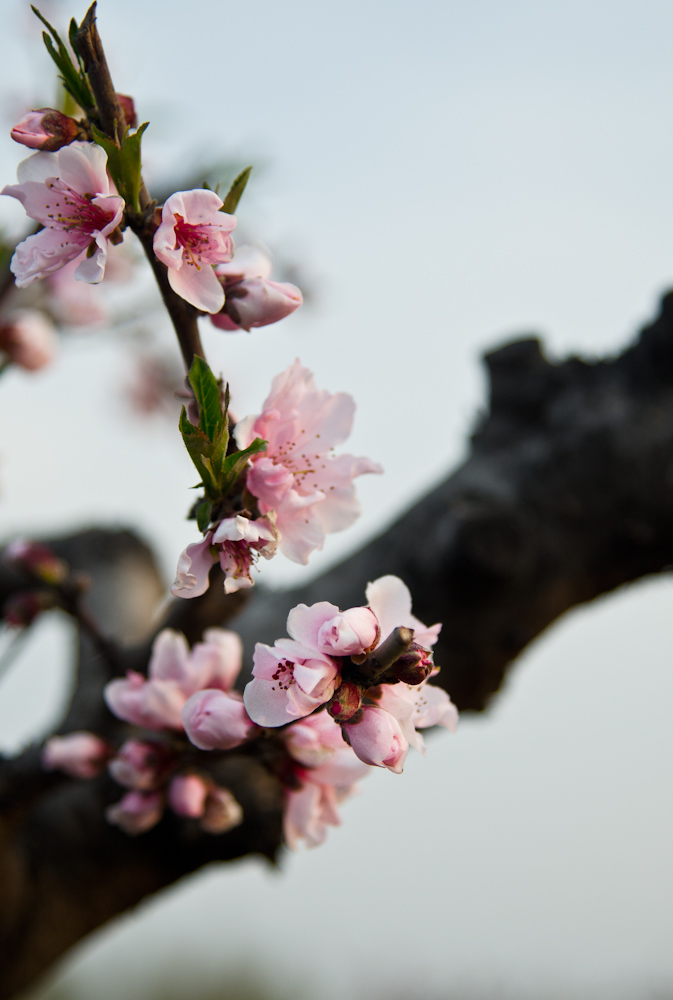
[182,689,256,750]
[10,108,79,151]
[168,774,209,818]
[0,310,57,371]
[392,643,434,685]
[213,277,303,332]
[116,94,137,129]
[2,590,56,627]
[4,538,67,584]
[201,785,243,834]
[106,790,164,835]
[326,680,362,722]
[108,739,171,790]
[42,731,110,779]
[342,706,409,773]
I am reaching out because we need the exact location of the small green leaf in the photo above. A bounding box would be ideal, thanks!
[218,437,267,497]
[198,455,219,498]
[188,357,224,442]
[179,405,213,482]
[221,166,252,215]
[91,123,120,170]
[91,122,149,214]
[32,6,94,110]
[195,500,212,533]
[118,122,149,213]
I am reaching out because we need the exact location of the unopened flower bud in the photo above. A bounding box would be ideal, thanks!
[341,706,409,773]
[10,108,79,152]
[4,539,68,584]
[392,643,434,685]
[106,790,164,835]
[2,590,56,627]
[326,680,362,722]
[200,785,243,834]
[116,94,137,128]
[109,739,172,791]
[0,310,56,371]
[43,731,111,779]
[168,773,209,818]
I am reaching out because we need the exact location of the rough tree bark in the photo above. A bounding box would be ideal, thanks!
[2,292,673,998]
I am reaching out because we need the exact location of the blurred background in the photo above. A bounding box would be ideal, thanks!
[1,0,673,997]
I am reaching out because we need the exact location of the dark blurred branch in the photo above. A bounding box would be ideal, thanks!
[4,293,673,996]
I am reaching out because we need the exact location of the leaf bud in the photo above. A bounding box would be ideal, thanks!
[10,108,80,152]
[117,94,138,129]
[392,642,434,685]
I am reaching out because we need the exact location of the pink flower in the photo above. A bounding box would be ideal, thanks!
[106,790,164,835]
[212,516,278,594]
[170,534,215,599]
[284,710,370,783]
[244,639,340,727]
[153,189,236,312]
[0,309,56,370]
[108,739,172,790]
[201,785,244,834]
[42,731,110,779]
[11,108,79,152]
[236,361,383,564]
[171,516,277,599]
[282,711,370,847]
[104,627,243,730]
[211,245,302,332]
[342,706,409,773]
[2,142,125,287]
[371,675,458,753]
[284,781,342,849]
[286,601,379,657]
[168,774,209,818]
[365,574,441,650]
[181,688,256,750]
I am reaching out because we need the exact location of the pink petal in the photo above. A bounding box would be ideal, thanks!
[167,260,225,313]
[171,536,215,599]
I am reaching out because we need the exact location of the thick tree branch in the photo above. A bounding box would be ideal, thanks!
[4,293,673,996]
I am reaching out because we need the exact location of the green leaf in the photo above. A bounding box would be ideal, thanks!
[218,437,267,497]
[179,405,212,481]
[188,357,224,442]
[91,122,149,214]
[90,123,120,172]
[195,500,213,533]
[32,6,94,110]
[221,166,252,215]
[118,122,149,213]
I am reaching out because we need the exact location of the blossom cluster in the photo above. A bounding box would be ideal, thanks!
[1,140,303,353]
[172,359,383,595]
[43,576,457,848]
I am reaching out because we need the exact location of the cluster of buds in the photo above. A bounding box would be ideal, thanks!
[244,575,457,777]
[43,627,250,836]
[1,539,70,629]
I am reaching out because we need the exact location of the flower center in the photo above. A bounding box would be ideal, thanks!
[45,182,113,236]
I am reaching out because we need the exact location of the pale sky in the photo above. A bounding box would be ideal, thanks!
[1,1,673,997]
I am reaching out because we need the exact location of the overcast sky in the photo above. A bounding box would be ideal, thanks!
[1,1,673,997]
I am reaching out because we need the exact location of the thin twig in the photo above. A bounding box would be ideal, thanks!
[73,3,205,369]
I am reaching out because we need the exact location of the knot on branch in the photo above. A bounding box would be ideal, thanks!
[482,337,557,424]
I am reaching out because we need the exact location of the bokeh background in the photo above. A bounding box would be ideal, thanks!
[1,0,673,997]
